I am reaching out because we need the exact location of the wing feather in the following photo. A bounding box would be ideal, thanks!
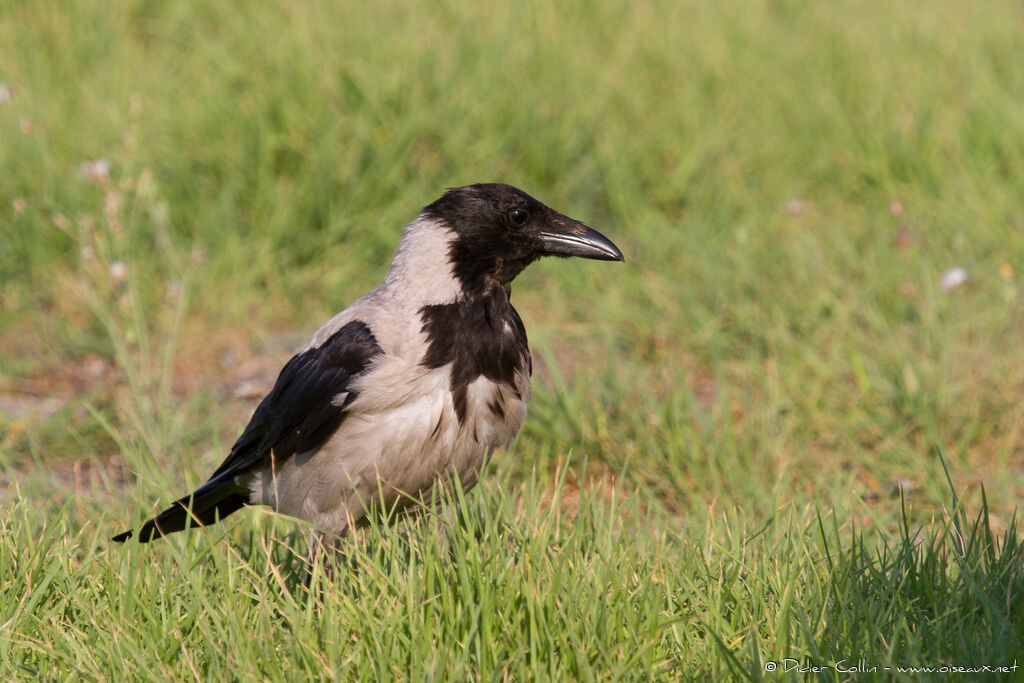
[112,319,382,542]
[211,320,383,479]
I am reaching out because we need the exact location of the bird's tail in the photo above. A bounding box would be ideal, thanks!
[112,476,250,543]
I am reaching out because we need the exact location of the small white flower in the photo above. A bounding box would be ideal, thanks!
[939,267,968,292]
[86,358,108,378]
[0,84,12,104]
[78,159,112,183]
[109,261,128,282]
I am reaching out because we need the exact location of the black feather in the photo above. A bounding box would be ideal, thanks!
[210,320,382,479]
[112,320,382,542]
[111,477,249,543]
[419,285,530,425]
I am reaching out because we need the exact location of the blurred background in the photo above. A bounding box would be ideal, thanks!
[2,0,1023,532]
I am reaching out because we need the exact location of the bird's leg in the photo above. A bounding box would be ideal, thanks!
[304,530,331,587]
[303,531,321,589]
[430,499,459,559]
[304,529,347,589]
[423,482,463,559]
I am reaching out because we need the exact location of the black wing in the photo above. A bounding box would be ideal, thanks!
[211,320,382,479]
[113,320,382,542]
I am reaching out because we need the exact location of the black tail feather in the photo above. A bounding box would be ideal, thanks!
[112,478,249,543]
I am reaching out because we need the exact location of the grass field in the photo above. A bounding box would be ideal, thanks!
[2,0,1024,678]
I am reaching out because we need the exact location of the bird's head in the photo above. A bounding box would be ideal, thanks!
[414,183,624,296]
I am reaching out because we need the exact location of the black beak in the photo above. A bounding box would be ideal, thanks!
[538,219,625,262]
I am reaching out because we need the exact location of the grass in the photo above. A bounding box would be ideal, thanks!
[2,0,1023,678]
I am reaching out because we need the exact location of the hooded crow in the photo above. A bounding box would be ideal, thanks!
[112,183,624,554]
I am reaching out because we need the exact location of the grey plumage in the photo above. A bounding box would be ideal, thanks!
[113,183,623,549]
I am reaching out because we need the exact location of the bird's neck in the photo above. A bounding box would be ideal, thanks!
[381,215,522,309]
[381,216,465,307]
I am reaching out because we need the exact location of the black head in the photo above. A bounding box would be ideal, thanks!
[422,183,624,293]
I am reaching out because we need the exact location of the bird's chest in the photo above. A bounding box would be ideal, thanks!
[419,289,531,416]
[453,368,530,450]
[413,291,532,476]
[340,356,528,506]
[394,365,527,501]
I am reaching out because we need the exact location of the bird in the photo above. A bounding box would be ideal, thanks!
[112,183,624,563]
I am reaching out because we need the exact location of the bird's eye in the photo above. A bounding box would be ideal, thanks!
[509,208,528,226]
